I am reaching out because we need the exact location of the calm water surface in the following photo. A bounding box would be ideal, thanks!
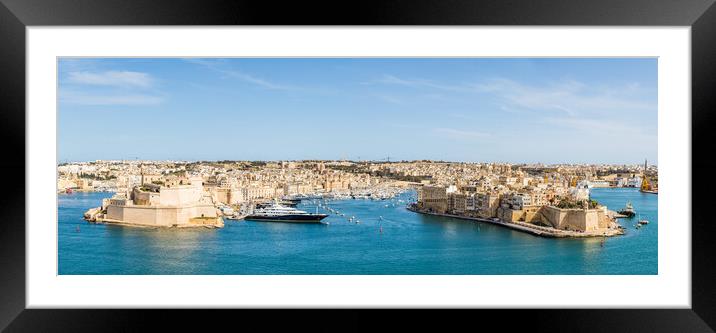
[58,188,657,274]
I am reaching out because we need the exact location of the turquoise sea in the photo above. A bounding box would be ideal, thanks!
[58,187,657,274]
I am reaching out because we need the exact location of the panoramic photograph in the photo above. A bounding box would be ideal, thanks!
[57,57,658,275]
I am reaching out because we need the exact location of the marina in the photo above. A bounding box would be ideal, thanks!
[59,187,657,275]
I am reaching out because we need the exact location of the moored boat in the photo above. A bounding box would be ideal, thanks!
[617,201,636,218]
[245,204,328,223]
[256,200,298,208]
[638,215,649,225]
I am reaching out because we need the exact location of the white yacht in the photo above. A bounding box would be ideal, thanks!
[245,204,328,223]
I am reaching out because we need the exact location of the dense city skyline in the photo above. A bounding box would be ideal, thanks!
[60,159,657,168]
[59,58,658,164]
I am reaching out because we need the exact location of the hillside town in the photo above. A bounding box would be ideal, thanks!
[59,160,657,235]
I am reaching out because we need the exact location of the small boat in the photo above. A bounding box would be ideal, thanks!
[65,188,73,194]
[638,215,649,225]
[617,201,636,218]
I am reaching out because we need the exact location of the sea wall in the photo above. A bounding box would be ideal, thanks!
[496,205,611,232]
[408,205,623,238]
[497,206,542,223]
[105,203,220,227]
[540,206,605,232]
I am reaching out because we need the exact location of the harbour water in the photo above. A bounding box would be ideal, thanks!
[58,188,657,275]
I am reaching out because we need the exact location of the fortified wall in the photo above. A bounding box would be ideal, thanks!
[101,181,222,228]
[105,203,219,227]
[497,205,610,232]
[540,206,609,232]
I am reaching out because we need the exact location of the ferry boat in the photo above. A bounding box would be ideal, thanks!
[618,201,636,218]
[244,204,328,223]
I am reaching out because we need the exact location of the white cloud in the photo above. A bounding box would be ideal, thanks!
[67,71,154,88]
[225,70,287,89]
[373,74,465,92]
[471,78,654,116]
[60,90,163,106]
[183,58,291,90]
[544,117,653,136]
[61,69,164,106]
[373,74,654,119]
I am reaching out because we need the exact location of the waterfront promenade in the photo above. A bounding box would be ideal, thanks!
[406,206,624,238]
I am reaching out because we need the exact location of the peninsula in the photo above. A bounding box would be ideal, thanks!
[64,159,656,236]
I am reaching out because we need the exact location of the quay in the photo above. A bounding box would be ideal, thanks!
[406,206,624,238]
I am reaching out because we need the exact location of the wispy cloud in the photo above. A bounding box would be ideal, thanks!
[67,70,154,88]
[372,74,654,119]
[60,69,163,106]
[471,78,654,117]
[372,74,466,92]
[60,90,163,106]
[375,94,405,105]
[543,117,654,138]
[183,58,291,90]
[433,127,490,140]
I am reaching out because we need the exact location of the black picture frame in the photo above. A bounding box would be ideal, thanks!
[1,0,715,331]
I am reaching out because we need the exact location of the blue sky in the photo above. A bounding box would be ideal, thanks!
[58,58,657,164]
